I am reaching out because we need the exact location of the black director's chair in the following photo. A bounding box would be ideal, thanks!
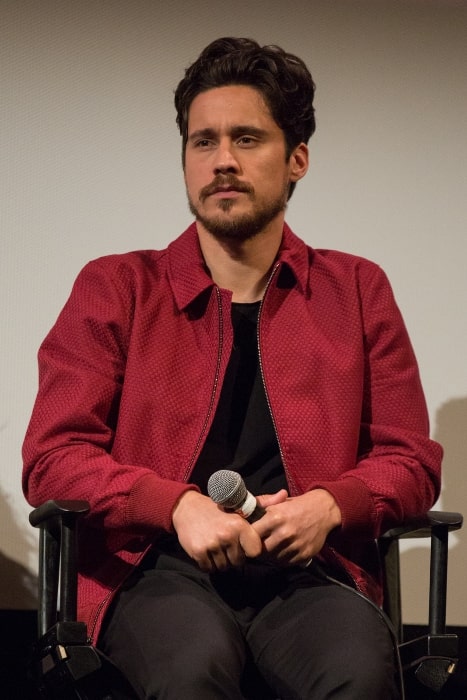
[29,500,462,699]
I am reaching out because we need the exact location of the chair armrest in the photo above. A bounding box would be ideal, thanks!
[29,499,90,528]
[380,511,463,541]
[30,500,90,638]
[379,510,463,643]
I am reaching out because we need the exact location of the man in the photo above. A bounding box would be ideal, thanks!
[23,37,441,699]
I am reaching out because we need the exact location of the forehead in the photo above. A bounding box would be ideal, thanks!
[187,85,278,132]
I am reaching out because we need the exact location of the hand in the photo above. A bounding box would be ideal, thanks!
[252,489,342,567]
[172,490,263,572]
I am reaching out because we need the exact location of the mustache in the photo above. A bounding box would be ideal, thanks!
[199,175,254,202]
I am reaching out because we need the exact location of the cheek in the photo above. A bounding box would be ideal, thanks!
[184,169,200,197]
[185,160,208,186]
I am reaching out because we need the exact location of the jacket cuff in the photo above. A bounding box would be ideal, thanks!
[312,477,376,537]
[125,472,199,533]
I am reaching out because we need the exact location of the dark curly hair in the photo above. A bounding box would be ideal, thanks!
[174,37,316,198]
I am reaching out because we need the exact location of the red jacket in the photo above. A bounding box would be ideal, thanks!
[23,223,441,642]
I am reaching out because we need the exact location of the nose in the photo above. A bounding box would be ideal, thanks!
[213,140,240,174]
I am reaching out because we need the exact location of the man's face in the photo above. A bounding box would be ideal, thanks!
[184,85,307,242]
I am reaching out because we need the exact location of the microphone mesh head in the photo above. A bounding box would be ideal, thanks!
[207,469,247,509]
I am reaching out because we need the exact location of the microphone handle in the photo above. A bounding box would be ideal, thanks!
[221,489,266,522]
[245,502,266,523]
[233,490,266,522]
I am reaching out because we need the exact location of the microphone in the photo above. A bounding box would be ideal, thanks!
[207,469,266,523]
[207,470,313,568]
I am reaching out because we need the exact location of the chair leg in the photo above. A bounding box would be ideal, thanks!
[429,525,448,635]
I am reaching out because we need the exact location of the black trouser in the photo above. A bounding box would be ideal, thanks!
[99,544,401,700]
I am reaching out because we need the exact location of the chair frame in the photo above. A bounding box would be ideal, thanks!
[29,501,463,699]
[379,510,462,693]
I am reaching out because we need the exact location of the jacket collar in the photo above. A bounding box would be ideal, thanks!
[167,221,312,311]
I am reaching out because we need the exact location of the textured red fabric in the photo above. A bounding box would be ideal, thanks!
[22,223,441,641]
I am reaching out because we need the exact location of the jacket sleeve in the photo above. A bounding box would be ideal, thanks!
[22,258,198,534]
[313,261,442,539]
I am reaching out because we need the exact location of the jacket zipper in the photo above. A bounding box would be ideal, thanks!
[87,548,148,643]
[257,262,297,496]
[88,588,115,643]
[324,544,364,593]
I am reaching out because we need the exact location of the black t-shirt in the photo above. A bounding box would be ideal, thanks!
[190,301,288,498]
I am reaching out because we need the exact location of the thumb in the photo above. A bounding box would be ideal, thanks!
[256,489,288,508]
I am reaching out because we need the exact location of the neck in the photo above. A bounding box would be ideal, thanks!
[197,221,283,302]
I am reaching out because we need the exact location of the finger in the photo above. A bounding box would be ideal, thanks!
[195,548,227,572]
[238,526,263,559]
[190,542,230,572]
[208,550,229,572]
[206,539,248,571]
[195,552,215,572]
[264,540,314,568]
[256,489,288,508]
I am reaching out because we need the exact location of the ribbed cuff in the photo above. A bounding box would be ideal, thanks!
[312,476,376,537]
[125,472,199,533]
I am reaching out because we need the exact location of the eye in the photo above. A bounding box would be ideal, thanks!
[194,139,213,149]
[237,136,257,147]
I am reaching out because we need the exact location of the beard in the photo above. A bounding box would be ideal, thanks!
[187,175,289,243]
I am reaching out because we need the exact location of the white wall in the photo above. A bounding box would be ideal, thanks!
[2,0,466,624]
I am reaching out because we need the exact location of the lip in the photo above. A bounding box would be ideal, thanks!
[200,180,251,202]
[210,188,244,198]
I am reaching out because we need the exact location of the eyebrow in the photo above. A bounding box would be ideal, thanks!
[188,125,268,143]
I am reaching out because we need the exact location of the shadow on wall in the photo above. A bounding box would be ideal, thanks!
[400,396,467,625]
[0,487,37,609]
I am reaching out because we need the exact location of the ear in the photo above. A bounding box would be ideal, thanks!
[289,143,309,182]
